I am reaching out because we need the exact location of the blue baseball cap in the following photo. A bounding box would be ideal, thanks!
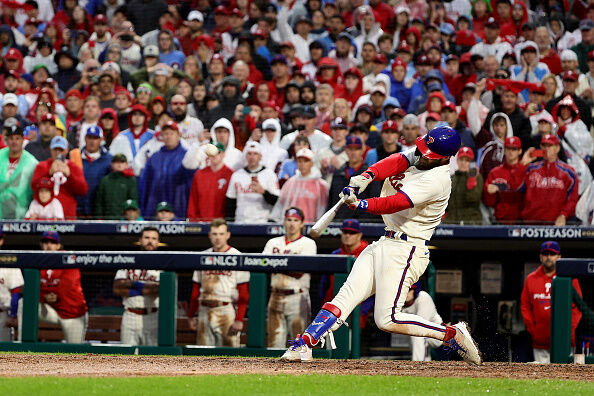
[50,136,68,150]
[24,125,38,138]
[540,241,560,254]
[21,73,34,85]
[440,23,454,36]
[341,219,361,233]
[41,231,60,243]
[345,135,363,148]
[270,54,288,65]
[86,125,103,138]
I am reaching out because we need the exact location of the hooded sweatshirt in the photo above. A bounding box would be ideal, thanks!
[383,66,411,110]
[109,104,154,163]
[353,6,384,58]
[511,41,550,101]
[475,112,514,179]
[340,67,365,109]
[25,181,64,220]
[210,118,244,171]
[551,96,594,195]
[98,108,121,148]
[255,119,288,173]
[315,57,346,98]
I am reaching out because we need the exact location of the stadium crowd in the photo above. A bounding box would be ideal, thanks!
[1,0,594,226]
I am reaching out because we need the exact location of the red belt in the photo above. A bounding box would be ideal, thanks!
[272,288,303,296]
[126,307,158,315]
[200,300,230,308]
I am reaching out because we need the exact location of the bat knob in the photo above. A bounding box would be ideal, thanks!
[309,230,321,238]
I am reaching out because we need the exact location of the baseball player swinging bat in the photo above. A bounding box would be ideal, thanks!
[309,195,348,238]
[282,126,483,366]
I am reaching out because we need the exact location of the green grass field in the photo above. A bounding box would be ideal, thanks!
[1,375,593,396]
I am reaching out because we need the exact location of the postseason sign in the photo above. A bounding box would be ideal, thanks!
[1,220,594,240]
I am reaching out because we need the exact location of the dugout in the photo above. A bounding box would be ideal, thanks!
[1,220,593,362]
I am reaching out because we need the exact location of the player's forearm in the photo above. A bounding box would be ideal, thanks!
[187,282,201,318]
[363,192,413,215]
[367,153,410,180]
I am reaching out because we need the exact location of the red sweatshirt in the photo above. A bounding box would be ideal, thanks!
[483,161,526,222]
[40,269,88,319]
[520,160,578,223]
[521,266,582,349]
[31,159,88,219]
[187,165,233,221]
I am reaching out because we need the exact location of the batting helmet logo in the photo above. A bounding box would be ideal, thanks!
[415,125,461,159]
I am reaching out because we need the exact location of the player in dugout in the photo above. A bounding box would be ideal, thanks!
[39,231,88,344]
[187,218,249,347]
[0,230,24,341]
[264,207,317,348]
[281,126,482,365]
[113,226,161,346]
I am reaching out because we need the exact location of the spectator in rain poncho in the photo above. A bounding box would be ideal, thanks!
[269,148,329,223]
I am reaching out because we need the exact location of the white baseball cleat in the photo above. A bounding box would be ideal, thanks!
[445,322,482,366]
[279,334,313,362]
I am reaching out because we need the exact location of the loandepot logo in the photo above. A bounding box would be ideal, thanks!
[243,257,289,268]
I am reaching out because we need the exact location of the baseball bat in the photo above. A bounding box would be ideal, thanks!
[309,196,347,238]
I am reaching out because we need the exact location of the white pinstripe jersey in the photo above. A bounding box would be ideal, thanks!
[192,247,250,303]
[262,235,317,291]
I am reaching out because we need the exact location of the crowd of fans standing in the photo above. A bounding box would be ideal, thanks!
[1,0,594,226]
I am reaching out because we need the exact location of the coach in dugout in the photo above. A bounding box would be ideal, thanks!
[521,241,582,363]
[39,231,89,344]
[113,226,161,346]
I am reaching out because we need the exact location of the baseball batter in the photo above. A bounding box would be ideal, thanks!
[113,226,161,346]
[264,207,317,348]
[39,231,88,343]
[281,126,482,365]
[187,218,249,347]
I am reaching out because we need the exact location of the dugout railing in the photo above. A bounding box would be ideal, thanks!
[551,258,594,364]
[0,251,357,358]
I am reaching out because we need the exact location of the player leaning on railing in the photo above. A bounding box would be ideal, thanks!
[281,126,482,365]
